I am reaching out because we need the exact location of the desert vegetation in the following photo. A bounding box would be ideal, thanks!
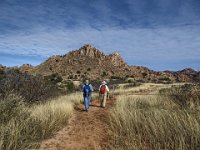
[112,83,167,95]
[0,68,85,149]
[0,68,103,150]
[109,84,200,150]
[0,92,84,150]
[0,69,61,102]
[1,66,199,150]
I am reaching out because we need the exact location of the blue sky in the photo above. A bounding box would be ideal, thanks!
[0,0,200,71]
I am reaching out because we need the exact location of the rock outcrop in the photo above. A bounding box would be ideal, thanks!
[107,52,128,68]
[70,44,106,60]
[19,64,33,73]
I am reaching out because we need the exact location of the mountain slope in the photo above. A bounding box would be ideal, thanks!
[28,44,131,80]
[17,44,200,82]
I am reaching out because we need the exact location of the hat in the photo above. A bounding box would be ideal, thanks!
[85,80,89,83]
[102,81,106,85]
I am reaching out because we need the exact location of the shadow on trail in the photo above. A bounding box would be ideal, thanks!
[74,107,85,112]
[74,104,101,112]
[89,104,101,108]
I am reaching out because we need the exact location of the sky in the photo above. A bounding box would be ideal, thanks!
[0,0,200,71]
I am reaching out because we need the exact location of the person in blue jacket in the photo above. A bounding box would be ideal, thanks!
[82,80,93,112]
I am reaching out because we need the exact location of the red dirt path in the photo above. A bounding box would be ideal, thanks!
[39,98,114,150]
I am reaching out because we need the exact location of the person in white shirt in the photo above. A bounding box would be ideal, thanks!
[99,81,109,108]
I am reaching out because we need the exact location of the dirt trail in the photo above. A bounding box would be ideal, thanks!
[39,98,114,150]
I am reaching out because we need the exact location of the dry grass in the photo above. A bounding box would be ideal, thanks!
[112,83,186,96]
[0,92,84,150]
[112,83,167,95]
[109,86,200,150]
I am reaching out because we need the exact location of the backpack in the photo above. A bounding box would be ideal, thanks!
[100,85,106,94]
[83,84,91,96]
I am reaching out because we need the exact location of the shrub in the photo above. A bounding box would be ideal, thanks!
[158,77,172,84]
[0,69,4,74]
[0,74,5,81]
[142,72,147,78]
[66,81,74,92]
[68,74,73,79]
[159,84,200,108]
[111,76,122,80]
[46,73,63,84]
[0,70,59,102]
[74,75,78,79]
[101,71,107,77]
[76,70,81,74]
[127,79,134,83]
[0,94,26,124]
[81,75,85,78]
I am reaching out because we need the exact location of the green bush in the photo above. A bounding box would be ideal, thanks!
[66,81,74,92]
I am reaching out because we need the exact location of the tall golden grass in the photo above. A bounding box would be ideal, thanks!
[0,92,83,150]
[112,83,177,95]
[109,86,200,150]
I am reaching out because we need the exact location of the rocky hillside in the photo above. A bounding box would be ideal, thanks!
[26,44,131,80]
[4,44,200,83]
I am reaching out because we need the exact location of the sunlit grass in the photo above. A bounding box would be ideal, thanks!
[112,83,186,96]
[0,93,83,150]
[109,91,200,150]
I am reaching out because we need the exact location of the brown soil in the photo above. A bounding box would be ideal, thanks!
[39,98,114,150]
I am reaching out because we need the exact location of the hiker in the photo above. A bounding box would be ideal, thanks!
[99,81,109,108]
[82,80,93,112]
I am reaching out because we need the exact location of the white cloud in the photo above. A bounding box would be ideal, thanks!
[1,25,200,61]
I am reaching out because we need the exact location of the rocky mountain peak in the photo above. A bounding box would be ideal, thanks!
[69,44,105,59]
[112,52,120,56]
[107,51,128,68]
